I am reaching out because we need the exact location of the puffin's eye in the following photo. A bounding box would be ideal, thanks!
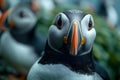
[19,11,25,18]
[56,15,62,29]
[88,19,93,30]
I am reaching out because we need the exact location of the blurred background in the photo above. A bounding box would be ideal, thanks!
[0,0,120,80]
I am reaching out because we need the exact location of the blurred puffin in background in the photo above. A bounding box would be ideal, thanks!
[0,1,46,80]
[0,0,11,36]
[27,10,110,80]
[0,0,10,78]
[0,0,40,36]
[79,0,118,28]
[97,0,118,28]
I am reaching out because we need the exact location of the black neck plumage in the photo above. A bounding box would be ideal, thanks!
[39,41,95,74]
[10,26,46,56]
[10,27,36,45]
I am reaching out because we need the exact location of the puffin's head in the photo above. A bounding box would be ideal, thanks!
[48,10,96,56]
[7,2,37,34]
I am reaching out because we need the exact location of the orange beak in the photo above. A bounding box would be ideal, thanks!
[0,10,11,31]
[70,22,78,56]
[0,0,5,9]
[9,20,15,29]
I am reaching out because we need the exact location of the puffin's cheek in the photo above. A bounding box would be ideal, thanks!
[83,32,92,49]
[84,38,91,49]
[49,29,63,49]
[91,29,96,39]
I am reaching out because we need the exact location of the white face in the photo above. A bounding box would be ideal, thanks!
[48,11,96,56]
[8,4,37,33]
[48,13,69,50]
[79,14,96,55]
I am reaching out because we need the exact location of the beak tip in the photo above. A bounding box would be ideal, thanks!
[70,50,77,56]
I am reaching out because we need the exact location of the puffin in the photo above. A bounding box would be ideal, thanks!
[0,0,40,32]
[27,10,110,80]
[0,0,11,36]
[0,1,46,78]
[97,0,118,28]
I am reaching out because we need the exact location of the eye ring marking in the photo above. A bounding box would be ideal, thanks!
[88,18,93,30]
[56,15,62,29]
[19,11,25,18]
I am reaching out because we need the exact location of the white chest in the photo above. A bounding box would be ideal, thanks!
[0,31,39,73]
[27,60,103,80]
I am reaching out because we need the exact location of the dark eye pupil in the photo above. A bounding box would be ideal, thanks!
[19,11,24,18]
[57,15,62,29]
[88,19,92,30]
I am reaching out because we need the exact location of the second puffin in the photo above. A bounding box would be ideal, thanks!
[0,2,46,76]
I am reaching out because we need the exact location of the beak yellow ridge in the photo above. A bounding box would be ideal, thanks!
[80,37,86,45]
